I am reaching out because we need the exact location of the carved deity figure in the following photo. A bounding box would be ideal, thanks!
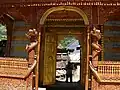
[90,27,102,68]
[25,28,38,65]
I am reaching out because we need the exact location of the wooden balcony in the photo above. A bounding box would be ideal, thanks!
[90,61,120,90]
[0,57,36,90]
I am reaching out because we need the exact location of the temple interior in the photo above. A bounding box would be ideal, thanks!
[0,1,120,90]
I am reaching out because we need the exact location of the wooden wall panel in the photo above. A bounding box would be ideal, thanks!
[10,21,31,58]
[104,21,120,61]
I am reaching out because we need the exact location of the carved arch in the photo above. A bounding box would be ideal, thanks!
[40,6,89,25]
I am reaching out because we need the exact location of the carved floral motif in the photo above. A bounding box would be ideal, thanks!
[92,77,120,90]
[0,75,32,90]
[91,61,120,90]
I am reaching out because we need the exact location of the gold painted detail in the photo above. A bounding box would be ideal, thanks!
[13,27,31,31]
[12,46,25,51]
[12,36,27,41]
[43,33,56,85]
[46,19,83,21]
[40,6,89,25]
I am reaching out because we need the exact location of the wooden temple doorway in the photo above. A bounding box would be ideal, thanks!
[56,33,83,83]
[39,6,89,89]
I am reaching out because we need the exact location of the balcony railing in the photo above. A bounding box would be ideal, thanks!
[90,61,120,83]
[0,57,37,90]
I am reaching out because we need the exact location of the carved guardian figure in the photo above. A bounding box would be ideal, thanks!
[26,28,38,65]
[90,27,102,68]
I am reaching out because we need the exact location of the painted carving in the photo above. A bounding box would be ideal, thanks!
[43,33,56,85]
[0,57,33,90]
[90,26,102,68]
[90,60,120,90]
[0,73,33,90]
[26,28,38,65]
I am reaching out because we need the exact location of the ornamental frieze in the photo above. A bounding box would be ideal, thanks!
[99,6,120,24]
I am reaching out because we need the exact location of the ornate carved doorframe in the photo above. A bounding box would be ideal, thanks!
[39,6,89,25]
[39,6,89,89]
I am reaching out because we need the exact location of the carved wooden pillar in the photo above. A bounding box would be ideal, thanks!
[81,27,86,86]
[85,25,90,90]
[35,24,43,90]
[38,24,45,86]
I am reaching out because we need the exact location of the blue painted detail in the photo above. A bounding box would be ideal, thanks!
[14,21,31,27]
[10,51,28,58]
[104,52,120,60]
[12,31,27,36]
[104,42,120,48]
[10,40,29,56]
[104,21,120,26]
[104,21,120,60]
[14,21,26,27]
[11,40,29,46]
[104,30,120,36]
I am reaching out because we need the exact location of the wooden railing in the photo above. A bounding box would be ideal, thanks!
[90,61,120,83]
[98,61,120,74]
[98,63,120,75]
[0,57,37,90]
[90,61,120,90]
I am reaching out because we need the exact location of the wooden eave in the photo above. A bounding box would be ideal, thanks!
[0,1,120,7]
[45,19,85,27]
